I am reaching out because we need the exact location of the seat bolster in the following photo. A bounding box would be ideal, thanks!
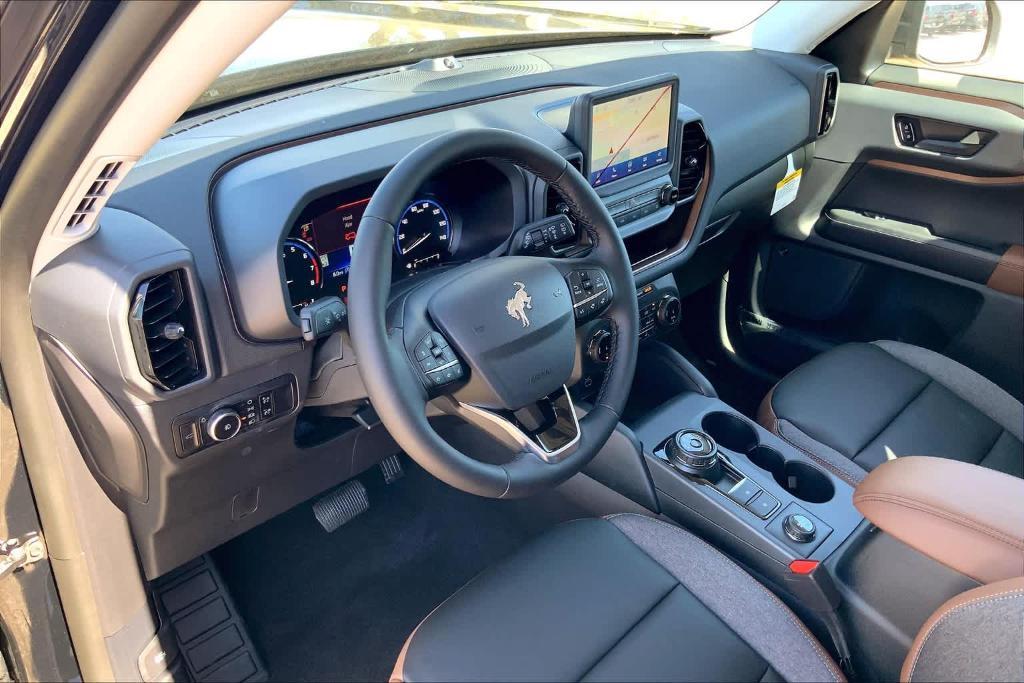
[607,514,845,683]
[758,385,868,486]
[901,577,1024,682]
[872,340,1024,441]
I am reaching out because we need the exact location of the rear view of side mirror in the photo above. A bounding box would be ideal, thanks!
[916,0,991,64]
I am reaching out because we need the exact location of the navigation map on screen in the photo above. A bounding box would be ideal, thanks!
[589,85,672,187]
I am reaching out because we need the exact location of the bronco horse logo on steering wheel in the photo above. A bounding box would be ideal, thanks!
[505,281,532,328]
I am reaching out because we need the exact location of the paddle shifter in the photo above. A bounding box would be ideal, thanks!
[665,429,721,479]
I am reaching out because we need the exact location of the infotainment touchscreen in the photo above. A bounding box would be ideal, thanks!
[587,83,673,187]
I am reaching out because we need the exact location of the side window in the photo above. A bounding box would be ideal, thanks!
[887,0,1023,82]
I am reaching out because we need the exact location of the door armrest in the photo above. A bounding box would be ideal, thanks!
[853,456,1024,584]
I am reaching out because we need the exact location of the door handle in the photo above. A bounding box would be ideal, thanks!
[894,115,993,157]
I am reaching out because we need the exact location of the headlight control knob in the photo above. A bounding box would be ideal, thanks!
[783,514,817,543]
[207,408,242,442]
[656,294,681,328]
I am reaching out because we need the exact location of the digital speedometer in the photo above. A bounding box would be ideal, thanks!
[283,193,454,313]
[395,198,451,273]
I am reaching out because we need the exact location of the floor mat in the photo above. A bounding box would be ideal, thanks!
[212,459,588,682]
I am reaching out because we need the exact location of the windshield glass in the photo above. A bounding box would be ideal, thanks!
[193,1,775,111]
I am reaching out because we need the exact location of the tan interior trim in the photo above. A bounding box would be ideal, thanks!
[900,577,1024,682]
[873,81,1024,119]
[866,159,1024,186]
[854,457,1024,585]
[987,244,1024,298]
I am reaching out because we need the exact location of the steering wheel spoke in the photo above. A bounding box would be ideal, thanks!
[437,386,581,464]
[542,257,614,326]
[405,327,467,393]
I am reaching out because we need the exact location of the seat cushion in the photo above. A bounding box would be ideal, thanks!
[758,341,1024,485]
[392,515,843,682]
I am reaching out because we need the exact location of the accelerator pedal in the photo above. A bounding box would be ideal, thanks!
[379,454,405,485]
[313,480,369,533]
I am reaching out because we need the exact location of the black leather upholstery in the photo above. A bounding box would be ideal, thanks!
[392,517,838,682]
[765,342,1023,479]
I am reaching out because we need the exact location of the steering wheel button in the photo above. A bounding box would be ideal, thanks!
[430,332,448,348]
[431,345,445,358]
[420,356,439,372]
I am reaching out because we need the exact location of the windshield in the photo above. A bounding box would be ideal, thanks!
[193,1,775,111]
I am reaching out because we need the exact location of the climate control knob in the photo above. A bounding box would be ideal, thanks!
[207,408,242,442]
[656,295,681,328]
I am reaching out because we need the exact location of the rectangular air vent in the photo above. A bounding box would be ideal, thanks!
[58,157,134,238]
[677,122,708,198]
[128,270,205,391]
[546,157,584,217]
[818,70,839,136]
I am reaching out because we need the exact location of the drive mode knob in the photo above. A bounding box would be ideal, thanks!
[666,430,718,472]
[207,408,242,442]
[783,514,817,543]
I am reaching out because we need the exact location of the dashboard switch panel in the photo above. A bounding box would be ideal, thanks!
[172,375,296,457]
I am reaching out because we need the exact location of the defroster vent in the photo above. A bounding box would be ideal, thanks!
[677,122,708,198]
[129,270,205,391]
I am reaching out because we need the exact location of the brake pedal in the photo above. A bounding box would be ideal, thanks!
[379,454,405,484]
[313,480,369,533]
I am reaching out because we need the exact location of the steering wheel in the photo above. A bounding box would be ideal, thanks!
[348,128,638,498]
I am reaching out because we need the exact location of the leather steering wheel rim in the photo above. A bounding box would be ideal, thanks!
[348,128,638,498]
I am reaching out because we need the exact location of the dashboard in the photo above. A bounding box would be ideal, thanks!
[29,37,839,578]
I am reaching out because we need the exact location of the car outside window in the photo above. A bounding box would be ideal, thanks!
[193,1,775,110]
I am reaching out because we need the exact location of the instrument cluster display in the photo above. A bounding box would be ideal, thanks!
[282,193,453,312]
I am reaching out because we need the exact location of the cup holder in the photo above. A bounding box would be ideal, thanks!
[701,412,758,453]
[700,410,836,504]
[748,446,835,504]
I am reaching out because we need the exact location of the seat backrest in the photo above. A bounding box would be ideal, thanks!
[901,576,1024,682]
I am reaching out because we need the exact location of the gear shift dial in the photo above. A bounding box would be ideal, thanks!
[666,429,720,477]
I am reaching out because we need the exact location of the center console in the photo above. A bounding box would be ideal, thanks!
[633,393,862,572]
[591,353,996,680]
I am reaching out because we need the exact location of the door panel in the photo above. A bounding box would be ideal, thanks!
[734,80,1023,399]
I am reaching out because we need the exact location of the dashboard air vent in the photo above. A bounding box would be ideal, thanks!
[546,157,584,216]
[128,270,205,391]
[58,157,135,238]
[818,70,839,136]
[677,122,708,198]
